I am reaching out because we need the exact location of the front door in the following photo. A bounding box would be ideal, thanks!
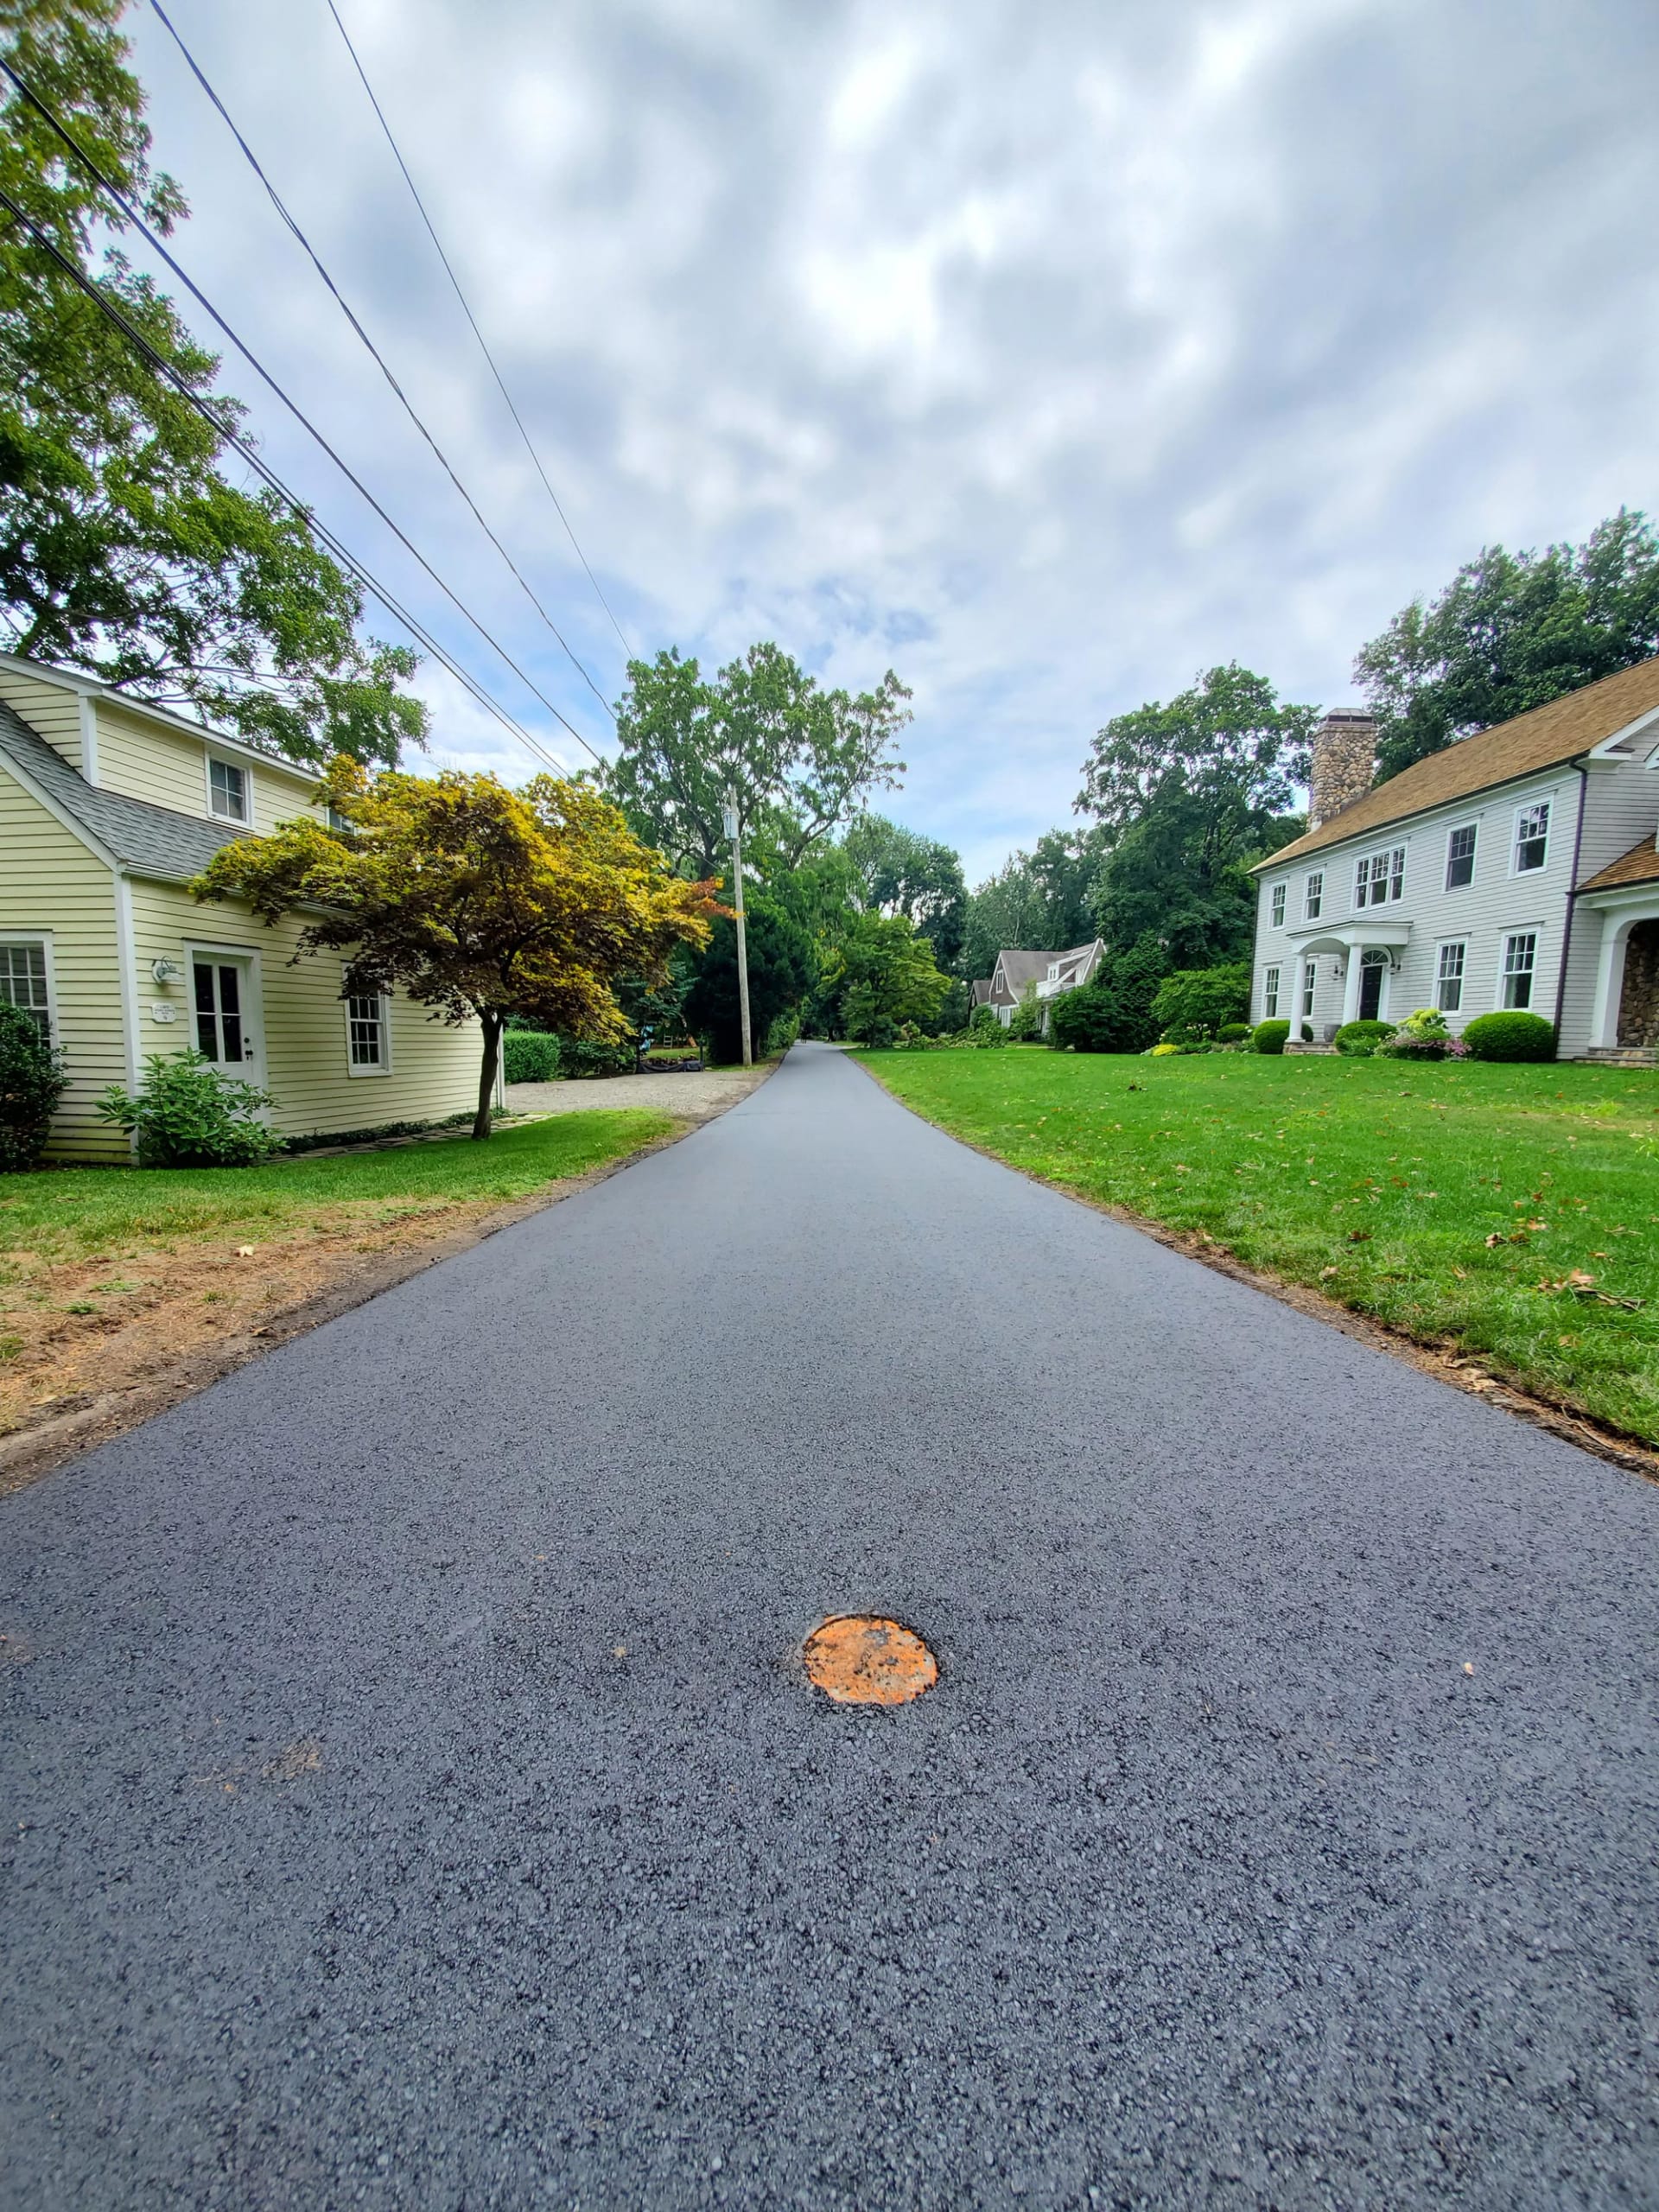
[1358,951,1387,1021]
[191,955,260,1079]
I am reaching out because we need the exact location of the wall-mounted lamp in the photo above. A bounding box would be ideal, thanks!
[150,957,182,986]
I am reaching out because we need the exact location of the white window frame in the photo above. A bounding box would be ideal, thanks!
[1303,870,1323,921]
[1300,957,1316,1020]
[0,931,58,1044]
[206,753,251,825]
[1269,882,1287,927]
[1433,938,1467,1014]
[1498,930,1540,1010]
[1262,964,1281,1019]
[1354,844,1406,909]
[1511,799,1550,877]
[345,988,392,1076]
[1445,822,1478,891]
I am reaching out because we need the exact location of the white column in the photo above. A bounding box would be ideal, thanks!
[1339,948,1364,1027]
[1587,912,1630,1050]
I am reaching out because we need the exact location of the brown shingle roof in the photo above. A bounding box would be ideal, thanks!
[1578,835,1659,894]
[1255,656,1659,871]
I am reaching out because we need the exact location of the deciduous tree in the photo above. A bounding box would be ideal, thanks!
[193,762,715,1136]
[841,812,967,969]
[0,0,425,763]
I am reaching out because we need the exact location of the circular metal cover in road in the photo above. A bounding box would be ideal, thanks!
[803,1616,938,1705]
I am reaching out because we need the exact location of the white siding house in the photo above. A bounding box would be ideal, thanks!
[1249,660,1659,1060]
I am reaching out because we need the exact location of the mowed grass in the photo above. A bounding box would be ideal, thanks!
[858,1049,1659,1445]
[1,1109,672,1269]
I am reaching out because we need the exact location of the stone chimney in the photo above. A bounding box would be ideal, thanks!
[1308,711,1377,830]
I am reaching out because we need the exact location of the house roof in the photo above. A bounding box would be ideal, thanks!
[1578,834,1659,894]
[1256,655,1659,872]
[0,697,248,880]
[0,650,318,785]
[968,978,993,1006]
[993,940,1101,992]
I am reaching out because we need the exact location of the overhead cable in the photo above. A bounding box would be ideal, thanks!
[0,178,570,777]
[325,0,634,658]
[148,0,618,725]
[0,55,601,763]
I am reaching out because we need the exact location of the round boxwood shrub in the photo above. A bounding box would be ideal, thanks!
[0,1001,67,1172]
[1252,1019,1291,1054]
[1462,1010,1556,1062]
[1334,1019,1396,1057]
[1216,1022,1252,1044]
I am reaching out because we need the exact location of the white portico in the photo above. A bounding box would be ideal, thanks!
[1284,918,1413,1034]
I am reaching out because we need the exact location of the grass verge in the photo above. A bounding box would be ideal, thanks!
[856,1050,1659,1446]
[1,1109,671,1451]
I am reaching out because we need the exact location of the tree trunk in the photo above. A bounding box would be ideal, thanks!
[474,1013,503,1141]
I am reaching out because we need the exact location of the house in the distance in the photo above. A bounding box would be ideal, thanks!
[0,653,484,1160]
[973,939,1107,1028]
[1249,660,1659,1061]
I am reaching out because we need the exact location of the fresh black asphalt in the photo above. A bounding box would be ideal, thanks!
[3,1041,1657,2209]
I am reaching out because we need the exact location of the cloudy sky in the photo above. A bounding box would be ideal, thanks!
[124,0,1659,882]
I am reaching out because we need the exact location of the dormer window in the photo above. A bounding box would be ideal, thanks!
[1047,962,1059,982]
[207,757,249,823]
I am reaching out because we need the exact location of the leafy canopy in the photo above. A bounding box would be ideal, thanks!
[1079,664,1313,969]
[683,890,818,1065]
[607,643,910,878]
[1357,510,1659,783]
[194,763,715,1135]
[0,0,424,764]
[959,825,1104,982]
[841,812,967,969]
[819,912,950,1045]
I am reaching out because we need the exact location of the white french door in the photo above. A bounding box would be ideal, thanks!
[191,955,262,1079]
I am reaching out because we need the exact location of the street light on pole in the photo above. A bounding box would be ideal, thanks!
[722,788,753,1067]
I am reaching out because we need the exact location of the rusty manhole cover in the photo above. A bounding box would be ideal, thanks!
[802,1616,938,1706]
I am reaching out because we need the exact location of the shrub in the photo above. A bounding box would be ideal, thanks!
[959,1016,1009,1048]
[1463,1011,1556,1062]
[1216,1023,1252,1044]
[503,1031,562,1084]
[968,1002,1002,1036]
[1377,1007,1452,1060]
[1151,963,1250,1042]
[556,1036,638,1078]
[1252,1020,1291,1053]
[0,1003,67,1172]
[1007,982,1044,1043]
[97,1051,281,1166]
[1334,1019,1397,1057]
[1148,1040,1182,1056]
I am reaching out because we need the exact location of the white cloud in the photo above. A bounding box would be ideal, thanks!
[124,0,1659,880]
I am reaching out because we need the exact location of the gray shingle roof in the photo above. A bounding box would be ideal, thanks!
[0,698,249,880]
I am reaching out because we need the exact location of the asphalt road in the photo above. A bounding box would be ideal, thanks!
[4,1042,1657,2210]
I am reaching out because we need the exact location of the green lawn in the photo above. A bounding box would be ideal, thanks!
[2,1108,673,1266]
[858,1049,1659,1446]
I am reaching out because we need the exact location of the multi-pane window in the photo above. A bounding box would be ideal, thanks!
[1304,871,1323,919]
[347,993,388,1070]
[1355,845,1406,907]
[1435,941,1466,1013]
[0,942,51,1039]
[193,959,244,1063]
[208,758,248,822]
[1514,802,1549,874]
[1262,965,1281,1018]
[1300,959,1316,1020]
[1269,883,1286,927]
[1446,823,1477,889]
[1502,932,1538,1009]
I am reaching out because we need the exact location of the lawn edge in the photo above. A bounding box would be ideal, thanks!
[0,1077,769,1496]
[852,1054,1659,1486]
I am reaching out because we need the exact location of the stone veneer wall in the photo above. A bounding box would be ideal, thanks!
[1308,713,1378,829]
[1617,918,1659,1046]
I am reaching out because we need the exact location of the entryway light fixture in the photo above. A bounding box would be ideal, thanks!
[150,957,181,986]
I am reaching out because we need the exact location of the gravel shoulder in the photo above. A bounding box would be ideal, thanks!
[506,1060,776,1119]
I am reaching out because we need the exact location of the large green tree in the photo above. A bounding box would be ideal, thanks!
[817,912,950,1043]
[1357,510,1659,783]
[1079,664,1313,969]
[959,825,1105,980]
[0,0,425,763]
[606,643,910,878]
[682,889,817,1065]
[841,811,966,969]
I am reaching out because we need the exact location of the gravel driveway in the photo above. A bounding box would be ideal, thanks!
[4,1041,1657,2207]
[506,1061,773,1121]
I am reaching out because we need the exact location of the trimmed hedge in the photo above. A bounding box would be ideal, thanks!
[503,1031,562,1084]
[1216,1022,1252,1044]
[1252,1020,1291,1055]
[1462,1011,1556,1063]
[1335,1019,1396,1058]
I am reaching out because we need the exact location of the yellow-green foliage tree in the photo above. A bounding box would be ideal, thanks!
[194,760,715,1137]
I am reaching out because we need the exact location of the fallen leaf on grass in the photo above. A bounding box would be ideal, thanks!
[235,1245,256,1258]
[1319,1266,1338,1280]
[1346,1230,1371,1244]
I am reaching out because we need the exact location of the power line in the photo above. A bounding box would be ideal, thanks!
[0,54,603,765]
[147,0,618,725]
[324,0,634,662]
[0,177,570,779]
